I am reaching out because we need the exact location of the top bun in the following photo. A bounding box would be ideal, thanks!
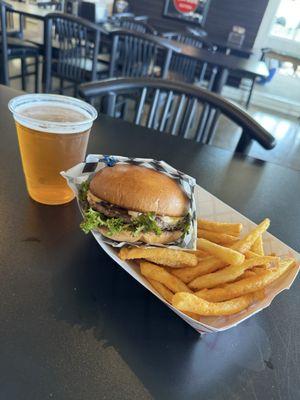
[89,164,188,217]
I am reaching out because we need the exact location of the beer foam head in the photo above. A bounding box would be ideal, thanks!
[8,94,98,134]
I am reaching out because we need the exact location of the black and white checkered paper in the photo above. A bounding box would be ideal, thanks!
[62,154,197,250]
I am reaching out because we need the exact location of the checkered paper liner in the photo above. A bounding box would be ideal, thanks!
[62,154,197,249]
[62,157,300,334]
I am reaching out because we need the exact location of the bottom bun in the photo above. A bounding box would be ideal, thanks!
[98,228,182,244]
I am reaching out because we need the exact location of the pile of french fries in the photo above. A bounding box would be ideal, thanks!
[119,218,296,320]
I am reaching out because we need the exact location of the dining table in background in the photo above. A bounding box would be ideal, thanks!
[101,23,269,96]
[0,84,299,399]
[6,0,269,95]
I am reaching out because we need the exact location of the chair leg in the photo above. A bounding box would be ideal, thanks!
[246,79,256,109]
[59,79,64,94]
[21,57,26,91]
[235,132,253,154]
[35,56,39,93]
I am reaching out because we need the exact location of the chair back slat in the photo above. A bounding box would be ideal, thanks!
[170,94,186,136]
[179,97,198,138]
[146,88,160,128]
[195,103,210,142]
[78,78,276,154]
[207,66,218,91]
[159,90,173,132]
[134,87,147,124]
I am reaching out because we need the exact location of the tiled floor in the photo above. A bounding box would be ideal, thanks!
[213,107,300,170]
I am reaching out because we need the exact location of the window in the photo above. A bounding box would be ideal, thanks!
[270,0,300,41]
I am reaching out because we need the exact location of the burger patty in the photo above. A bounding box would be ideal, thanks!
[91,200,186,231]
[93,201,132,222]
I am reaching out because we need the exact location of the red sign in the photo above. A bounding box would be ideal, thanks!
[173,0,198,13]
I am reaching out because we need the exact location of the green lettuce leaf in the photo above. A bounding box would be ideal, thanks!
[80,208,128,236]
[80,208,106,234]
[80,208,162,237]
[131,212,162,236]
[80,206,191,239]
[78,180,90,203]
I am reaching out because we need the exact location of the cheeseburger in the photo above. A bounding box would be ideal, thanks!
[80,164,190,244]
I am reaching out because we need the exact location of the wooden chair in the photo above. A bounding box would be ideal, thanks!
[109,30,178,79]
[44,12,108,95]
[0,1,40,90]
[78,77,276,154]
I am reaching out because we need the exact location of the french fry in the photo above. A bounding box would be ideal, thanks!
[252,265,268,274]
[231,219,270,254]
[195,258,295,302]
[197,219,242,236]
[140,261,192,293]
[146,278,200,320]
[197,238,245,266]
[119,247,198,268]
[239,270,257,279]
[197,230,238,245]
[245,250,260,258]
[172,291,261,316]
[171,257,227,283]
[188,256,279,290]
[189,249,210,259]
[251,236,264,256]
[184,312,200,321]
[146,278,174,303]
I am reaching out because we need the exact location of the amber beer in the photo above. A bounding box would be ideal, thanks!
[9,94,97,205]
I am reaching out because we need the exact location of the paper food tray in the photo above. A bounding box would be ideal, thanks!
[62,156,300,334]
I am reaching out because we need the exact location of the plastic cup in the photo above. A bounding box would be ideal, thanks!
[8,94,97,205]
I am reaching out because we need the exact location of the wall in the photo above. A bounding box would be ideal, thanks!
[129,0,269,48]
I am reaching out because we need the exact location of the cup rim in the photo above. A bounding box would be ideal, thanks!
[8,93,98,129]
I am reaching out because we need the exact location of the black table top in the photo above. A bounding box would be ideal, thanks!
[1,85,299,400]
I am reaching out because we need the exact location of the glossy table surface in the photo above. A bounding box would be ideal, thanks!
[0,85,299,400]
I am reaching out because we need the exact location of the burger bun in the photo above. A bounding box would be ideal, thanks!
[99,228,183,244]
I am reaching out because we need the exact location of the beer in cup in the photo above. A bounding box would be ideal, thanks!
[9,94,97,205]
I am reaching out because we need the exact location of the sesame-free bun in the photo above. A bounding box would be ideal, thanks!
[89,164,188,217]
[99,227,182,244]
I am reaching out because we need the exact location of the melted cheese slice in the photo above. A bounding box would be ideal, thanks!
[87,190,102,204]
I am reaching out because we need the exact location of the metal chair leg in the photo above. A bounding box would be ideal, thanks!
[21,57,26,91]
[246,78,256,109]
[59,78,64,94]
[236,131,253,154]
[35,56,39,93]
